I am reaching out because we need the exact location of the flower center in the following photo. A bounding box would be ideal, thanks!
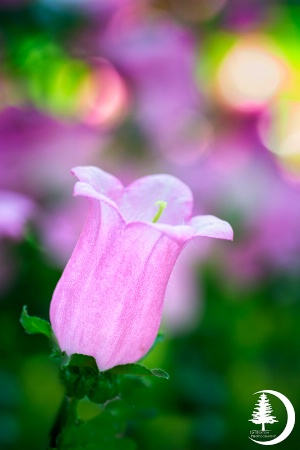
[152,200,168,223]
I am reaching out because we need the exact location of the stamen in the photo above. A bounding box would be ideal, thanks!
[152,200,167,223]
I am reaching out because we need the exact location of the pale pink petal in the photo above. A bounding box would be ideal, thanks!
[71,166,123,202]
[119,174,193,225]
[73,180,122,213]
[189,215,234,240]
[147,222,194,243]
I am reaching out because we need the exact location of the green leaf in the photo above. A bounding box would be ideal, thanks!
[20,306,51,338]
[108,363,169,379]
[151,368,170,379]
[50,347,67,362]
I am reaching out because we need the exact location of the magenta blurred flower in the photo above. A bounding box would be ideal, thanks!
[0,107,101,197]
[101,17,200,146]
[38,198,88,266]
[163,243,209,334]
[0,190,35,293]
[50,166,233,370]
[222,0,267,31]
[42,0,146,15]
[226,166,300,281]
[0,190,35,240]
[173,114,300,281]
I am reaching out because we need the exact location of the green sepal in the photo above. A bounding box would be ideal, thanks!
[67,354,98,372]
[108,363,170,380]
[60,354,119,403]
[88,373,119,404]
[60,355,169,404]
[20,305,52,338]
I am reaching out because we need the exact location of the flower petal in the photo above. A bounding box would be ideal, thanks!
[118,174,193,225]
[50,198,183,371]
[71,166,123,202]
[188,215,234,240]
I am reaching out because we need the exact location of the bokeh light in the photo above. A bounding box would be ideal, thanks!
[259,100,300,177]
[216,37,288,112]
[79,60,129,127]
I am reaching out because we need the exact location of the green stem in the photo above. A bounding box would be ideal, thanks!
[66,397,79,428]
[48,396,79,449]
[48,397,68,449]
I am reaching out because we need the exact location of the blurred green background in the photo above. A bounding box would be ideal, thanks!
[0,0,299,449]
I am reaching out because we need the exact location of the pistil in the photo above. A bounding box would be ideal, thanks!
[152,200,167,223]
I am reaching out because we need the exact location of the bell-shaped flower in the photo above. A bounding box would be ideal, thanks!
[50,166,233,371]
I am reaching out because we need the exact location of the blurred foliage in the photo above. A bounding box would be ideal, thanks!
[1,237,299,449]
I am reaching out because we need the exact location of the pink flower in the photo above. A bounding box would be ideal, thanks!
[50,166,233,371]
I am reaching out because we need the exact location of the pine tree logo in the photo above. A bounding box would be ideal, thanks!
[249,393,278,431]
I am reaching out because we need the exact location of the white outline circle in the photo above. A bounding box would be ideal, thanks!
[249,390,295,445]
